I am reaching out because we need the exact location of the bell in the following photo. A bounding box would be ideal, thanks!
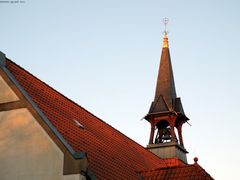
[162,134,171,140]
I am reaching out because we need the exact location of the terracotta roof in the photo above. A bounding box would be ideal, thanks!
[164,158,186,167]
[138,162,214,180]
[5,60,167,179]
[4,58,213,179]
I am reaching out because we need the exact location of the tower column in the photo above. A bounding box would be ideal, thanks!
[169,116,176,142]
[149,122,155,144]
[170,126,175,142]
[177,123,184,146]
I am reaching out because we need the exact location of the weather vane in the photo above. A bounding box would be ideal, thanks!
[162,17,169,35]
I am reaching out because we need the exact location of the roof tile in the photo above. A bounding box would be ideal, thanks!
[138,163,214,180]
[5,59,213,180]
[6,60,166,179]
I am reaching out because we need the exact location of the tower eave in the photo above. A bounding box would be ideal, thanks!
[144,111,189,123]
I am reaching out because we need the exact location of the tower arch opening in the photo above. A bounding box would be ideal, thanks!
[155,120,172,144]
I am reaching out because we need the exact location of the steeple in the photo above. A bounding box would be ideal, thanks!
[145,19,189,164]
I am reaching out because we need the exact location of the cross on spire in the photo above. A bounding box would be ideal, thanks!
[163,17,169,35]
[162,17,169,48]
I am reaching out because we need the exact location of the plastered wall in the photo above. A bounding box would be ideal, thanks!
[0,76,19,103]
[0,108,64,180]
[0,72,86,180]
[0,74,65,180]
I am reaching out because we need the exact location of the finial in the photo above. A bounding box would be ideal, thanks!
[194,157,198,164]
[162,17,169,48]
[163,17,169,36]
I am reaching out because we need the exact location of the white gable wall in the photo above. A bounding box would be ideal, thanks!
[0,73,65,180]
[0,108,64,180]
[0,71,86,180]
[0,76,19,103]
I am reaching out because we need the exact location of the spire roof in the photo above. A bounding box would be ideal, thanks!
[149,33,177,114]
[147,33,187,120]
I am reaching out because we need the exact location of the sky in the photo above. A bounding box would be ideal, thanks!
[1,0,240,179]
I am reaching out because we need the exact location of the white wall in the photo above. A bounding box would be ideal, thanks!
[0,75,66,180]
[0,74,87,180]
[0,108,64,180]
[0,76,19,103]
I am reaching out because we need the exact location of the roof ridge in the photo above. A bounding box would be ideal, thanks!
[6,58,166,166]
[137,162,208,174]
[137,164,187,173]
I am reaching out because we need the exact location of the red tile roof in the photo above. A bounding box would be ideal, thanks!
[138,162,214,180]
[5,59,213,180]
[5,60,167,179]
[164,158,186,167]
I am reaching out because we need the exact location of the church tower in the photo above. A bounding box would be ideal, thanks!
[145,19,189,163]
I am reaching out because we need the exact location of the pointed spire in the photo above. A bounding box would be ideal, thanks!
[149,33,176,114]
[146,18,187,119]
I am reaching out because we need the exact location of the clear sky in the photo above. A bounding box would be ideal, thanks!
[1,0,240,179]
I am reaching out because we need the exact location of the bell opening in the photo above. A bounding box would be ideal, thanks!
[154,120,179,144]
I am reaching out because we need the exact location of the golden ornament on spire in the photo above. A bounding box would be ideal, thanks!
[162,17,169,48]
[163,32,169,48]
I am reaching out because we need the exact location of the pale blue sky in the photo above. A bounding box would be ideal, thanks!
[1,1,240,179]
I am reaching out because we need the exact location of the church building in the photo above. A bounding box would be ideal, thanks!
[0,28,213,179]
